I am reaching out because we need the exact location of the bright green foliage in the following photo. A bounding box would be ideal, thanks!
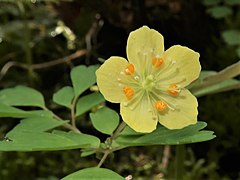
[80,149,96,157]
[0,131,100,151]
[0,85,45,108]
[0,103,31,118]
[207,6,232,19]
[115,122,215,146]
[222,30,240,46]
[70,65,99,97]
[52,131,100,149]
[0,104,52,118]
[76,92,105,117]
[7,117,68,137]
[53,86,74,108]
[90,107,119,135]
[62,167,124,180]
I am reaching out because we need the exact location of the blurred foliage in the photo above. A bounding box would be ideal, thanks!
[0,0,240,179]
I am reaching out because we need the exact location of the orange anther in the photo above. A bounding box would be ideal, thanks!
[123,86,134,99]
[152,57,163,68]
[124,64,135,75]
[155,101,167,111]
[167,84,179,96]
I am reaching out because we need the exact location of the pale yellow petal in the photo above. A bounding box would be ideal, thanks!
[96,56,129,103]
[158,89,198,129]
[127,26,164,69]
[160,45,201,87]
[120,96,158,133]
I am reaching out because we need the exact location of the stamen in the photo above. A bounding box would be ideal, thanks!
[134,76,139,80]
[155,100,167,111]
[123,86,134,99]
[124,64,135,75]
[167,84,180,96]
[152,57,163,68]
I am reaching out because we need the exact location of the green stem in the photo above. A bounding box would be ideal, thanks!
[97,122,126,167]
[175,145,185,180]
[70,95,81,133]
[97,150,110,168]
[42,106,80,133]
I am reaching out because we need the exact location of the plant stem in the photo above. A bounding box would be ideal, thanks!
[71,96,80,131]
[42,106,80,133]
[97,121,126,168]
[111,121,126,140]
[175,145,185,180]
[97,150,110,168]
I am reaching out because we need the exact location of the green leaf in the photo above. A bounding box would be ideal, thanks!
[7,117,67,137]
[0,103,53,118]
[53,86,74,108]
[120,126,143,136]
[52,131,100,149]
[115,122,216,146]
[193,79,240,97]
[207,6,233,19]
[76,92,105,117]
[0,85,45,108]
[70,65,98,97]
[80,149,96,157]
[0,103,30,118]
[0,131,100,151]
[90,107,119,135]
[222,30,240,46]
[62,167,124,180]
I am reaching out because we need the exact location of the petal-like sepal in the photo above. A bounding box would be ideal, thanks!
[96,56,129,103]
[120,96,158,133]
[127,26,164,70]
[158,89,198,129]
[160,45,201,87]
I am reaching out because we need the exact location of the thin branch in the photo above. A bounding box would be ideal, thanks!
[70,96,79,131]
[43,106,80,133]
[97,121,126,168]
[160,145,171,169]
[97,150,110,168]
[203,61,240,85]
[0,49,87,81]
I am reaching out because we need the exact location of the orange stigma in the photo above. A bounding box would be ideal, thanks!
[155,101,167,111]
[167,84,179,96]
[123,86,134,99]
[152,57,163,68]
[124,64,135,75]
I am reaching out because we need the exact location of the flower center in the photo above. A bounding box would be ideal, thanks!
[142,74,155,91]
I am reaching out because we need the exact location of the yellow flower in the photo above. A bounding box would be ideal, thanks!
[96,26,201,133]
